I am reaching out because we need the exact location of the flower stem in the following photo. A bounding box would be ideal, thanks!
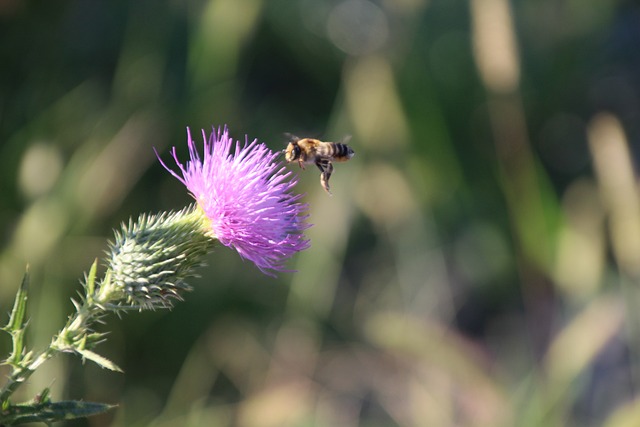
[0,292,102,404]
[0,348,54,404]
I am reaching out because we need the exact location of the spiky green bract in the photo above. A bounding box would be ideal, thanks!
[0,389,114,425]
[51,259,121,372]
[100,204,214,310]
[0,275,116,425]
[0,270,34,407]
[1,269,31,369]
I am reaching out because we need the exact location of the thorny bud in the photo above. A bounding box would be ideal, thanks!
[97,205,213,310]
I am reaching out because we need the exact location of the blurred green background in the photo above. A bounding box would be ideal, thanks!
[2,0,640,426]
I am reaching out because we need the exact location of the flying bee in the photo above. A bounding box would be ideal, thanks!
[284,134,355,195]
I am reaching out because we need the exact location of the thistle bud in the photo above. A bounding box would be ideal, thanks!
[97,205,213,310]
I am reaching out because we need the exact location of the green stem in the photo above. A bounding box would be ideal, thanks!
[0,298,99,405]
[0,347,54,404]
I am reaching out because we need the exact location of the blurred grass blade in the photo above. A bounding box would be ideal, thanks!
[0,400,115,425]
[2,268,30,366]
[603,397,640,427]
[542,296,623,414]
[75,348,123,372]
[364,312,511,426]
[544,296,623,388]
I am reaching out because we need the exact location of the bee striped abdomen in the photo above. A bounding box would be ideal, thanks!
[324,143,354,162]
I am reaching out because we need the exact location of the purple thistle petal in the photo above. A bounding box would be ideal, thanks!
[157,126,311,276]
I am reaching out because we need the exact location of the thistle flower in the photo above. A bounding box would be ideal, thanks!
[0,127,312,425]
[157,126,311,276]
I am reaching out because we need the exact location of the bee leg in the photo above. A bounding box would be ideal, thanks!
[316,160,334,195]
[320,172,332,195]
[298,159,306,170]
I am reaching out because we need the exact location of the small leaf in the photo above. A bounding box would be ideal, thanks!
[84,331,108,347]
[35,387,51,404]
[2,269,30,367]
[75,348,123,372]
[86,259,98,299]
[0,399,115,425]
[4,268,29,333]
[77,333,88,350]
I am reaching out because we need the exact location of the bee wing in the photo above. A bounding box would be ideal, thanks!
[284,132,300,142]
[340,135,352,144]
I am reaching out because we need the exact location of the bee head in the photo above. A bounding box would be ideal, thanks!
[284,141,300,162]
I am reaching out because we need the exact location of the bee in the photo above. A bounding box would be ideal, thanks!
[284,134,355,195]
